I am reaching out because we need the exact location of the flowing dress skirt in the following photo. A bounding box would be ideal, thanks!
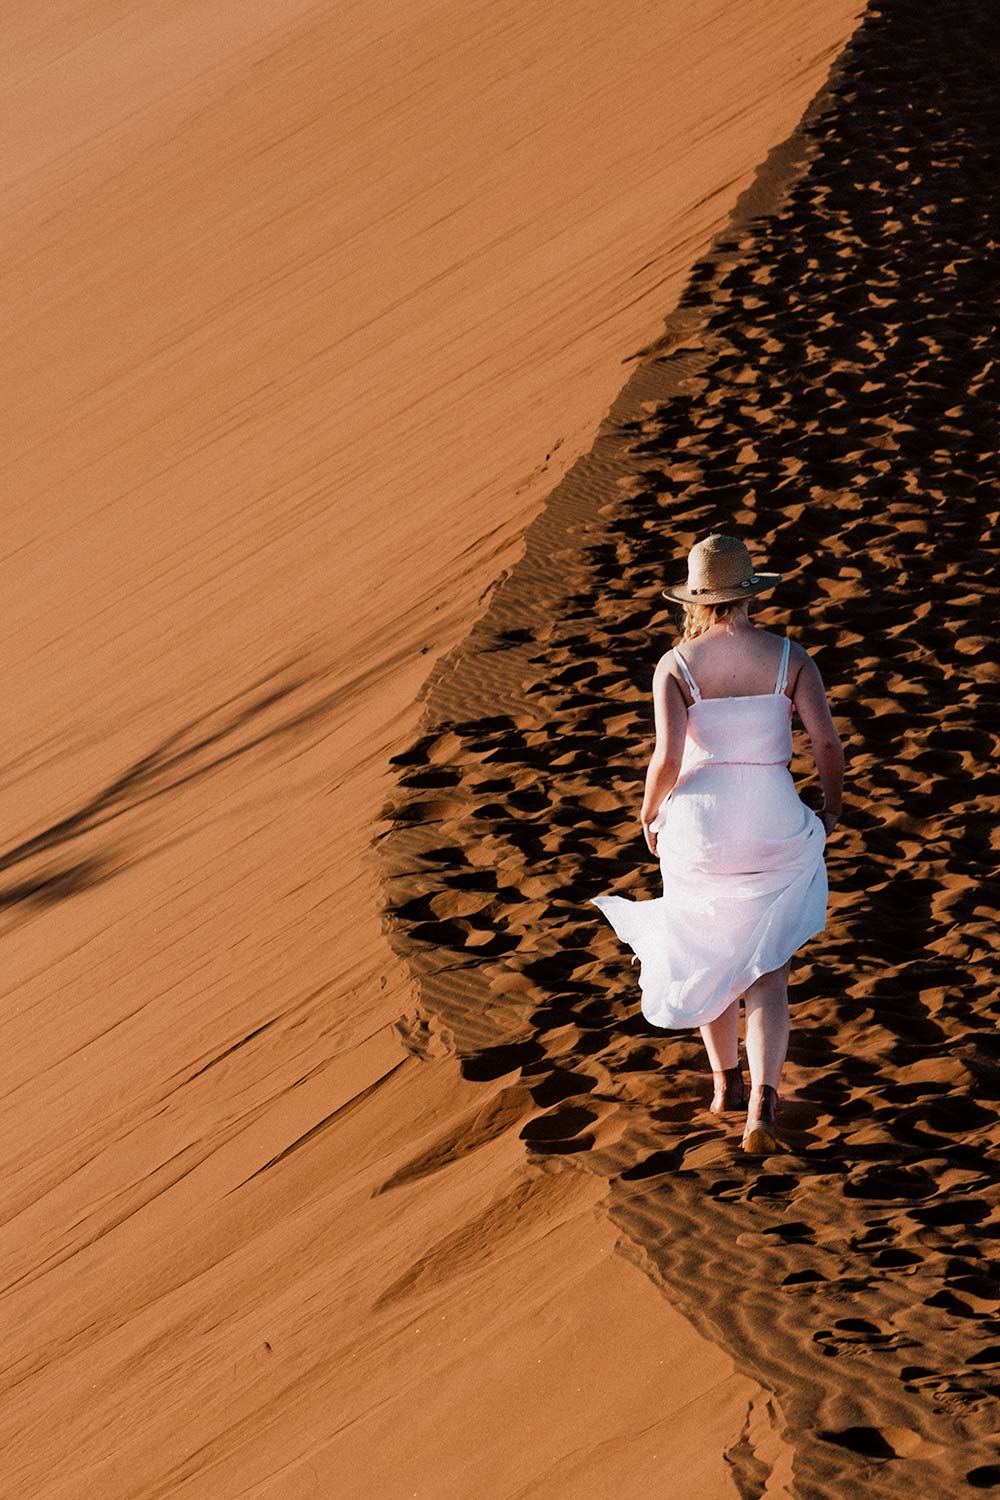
[591,762,827,1029]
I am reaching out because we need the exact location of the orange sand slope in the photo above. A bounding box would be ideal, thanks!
[2,2,859,1495]
[380,1,1000,1495]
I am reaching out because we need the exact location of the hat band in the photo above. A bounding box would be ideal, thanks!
[690,575,759,595]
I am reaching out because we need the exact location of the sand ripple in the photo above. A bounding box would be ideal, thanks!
[377,2,1000,1493]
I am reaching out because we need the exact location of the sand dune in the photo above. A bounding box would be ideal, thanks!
[379,0,1000,1494]
[1,1,866,1495]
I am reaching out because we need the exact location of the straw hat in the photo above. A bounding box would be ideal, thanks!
[661,533,782,606]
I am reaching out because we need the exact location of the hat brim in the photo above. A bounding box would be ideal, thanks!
[660,572,782,606]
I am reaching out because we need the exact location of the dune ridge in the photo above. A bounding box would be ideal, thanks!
[377,1,1000,1494]
[0,2,873,1495]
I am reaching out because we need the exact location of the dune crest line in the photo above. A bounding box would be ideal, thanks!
[375,1,1000,1494]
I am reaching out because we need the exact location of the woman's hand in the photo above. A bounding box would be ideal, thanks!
[642,818,659,858]
[819,807,840,836]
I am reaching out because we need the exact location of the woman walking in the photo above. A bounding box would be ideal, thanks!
[591,534,844,1155]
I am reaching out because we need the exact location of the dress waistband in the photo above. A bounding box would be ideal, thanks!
[681,758,790,771]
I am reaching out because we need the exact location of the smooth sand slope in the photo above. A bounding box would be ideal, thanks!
[381,1,1000,1495]
[2,2,861,1495]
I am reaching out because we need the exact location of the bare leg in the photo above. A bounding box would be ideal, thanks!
[743,960,791,1091]
[699,999,740,1071]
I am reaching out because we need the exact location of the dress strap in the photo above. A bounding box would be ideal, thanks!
[774,637,791,696]
[673,648,701,701]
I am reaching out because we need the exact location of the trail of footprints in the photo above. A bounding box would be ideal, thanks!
[377,2,1000,1494]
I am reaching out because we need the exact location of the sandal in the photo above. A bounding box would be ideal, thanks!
[741,1083,784,1154]
[709,1063,748,1114]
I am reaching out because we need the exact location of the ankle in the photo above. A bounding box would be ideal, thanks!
[746,1082,779,1124]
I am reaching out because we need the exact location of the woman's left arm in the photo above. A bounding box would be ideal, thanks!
[640,655,687,855]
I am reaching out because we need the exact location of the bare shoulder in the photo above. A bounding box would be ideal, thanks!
[652,648,690,701]
[788,639,830,676]
[779,639,807,694]
[755,625,800,651]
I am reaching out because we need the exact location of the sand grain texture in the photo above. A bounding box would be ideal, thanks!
[379,1,1000,1496]
[1,0,867,1496]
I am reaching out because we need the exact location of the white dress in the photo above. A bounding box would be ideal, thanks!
[590,638,828,1029]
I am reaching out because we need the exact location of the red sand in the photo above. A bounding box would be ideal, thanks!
[2,3,861,1493]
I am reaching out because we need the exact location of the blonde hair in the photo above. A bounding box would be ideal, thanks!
[679,598,742,642]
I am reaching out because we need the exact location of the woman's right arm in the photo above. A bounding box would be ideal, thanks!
[791,649,845,833]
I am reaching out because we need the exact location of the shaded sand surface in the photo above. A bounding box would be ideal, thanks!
[379,1,1000,1495]
[0,2,867,1497]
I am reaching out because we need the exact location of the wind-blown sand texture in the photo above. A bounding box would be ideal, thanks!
[1,2,868,1497]
[379,1,1000,1495]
